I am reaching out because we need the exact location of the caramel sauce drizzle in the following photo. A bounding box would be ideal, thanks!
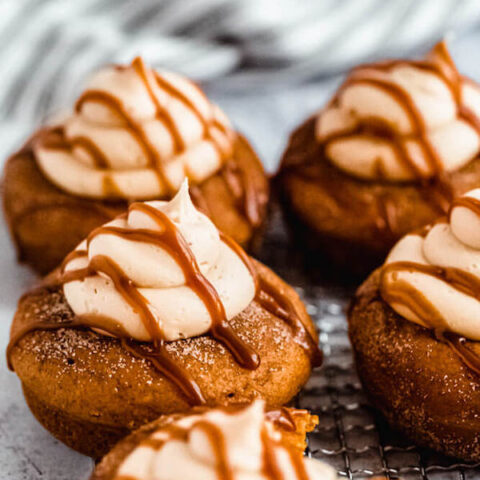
[321,43,480,232]
[124,203,260,370]
[448,195,480,222]
[114,405,309,480]
[7,205,320,405]
[380,260,480,376]
[264,406,302,432]
[33,57,262,228]
[132,57,184,154]
[75,88,174,196]
[70,136,110,169]
[219,232,322,368]
[222,155,263,228]
[151,62,263,228]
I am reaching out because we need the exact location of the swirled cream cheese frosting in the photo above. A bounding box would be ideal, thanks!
[35,57,235,199]
[380,188,480,340]
[113,401,337,480]
[316,41,480,182]
[62,181,255,341]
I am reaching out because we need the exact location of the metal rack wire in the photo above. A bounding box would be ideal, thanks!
[259,208,480,480]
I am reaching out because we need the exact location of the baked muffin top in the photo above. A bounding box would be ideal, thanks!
[8,184,320,406]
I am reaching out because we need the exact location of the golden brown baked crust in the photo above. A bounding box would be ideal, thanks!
[90,407,317,480]
[2,131,269,275]
[9,261,317,459]
[349,269,480,461]
[275,117,480,278]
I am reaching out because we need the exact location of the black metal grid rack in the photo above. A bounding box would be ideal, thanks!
[259,208,480,480]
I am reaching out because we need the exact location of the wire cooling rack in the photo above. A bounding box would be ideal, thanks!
[258,207,480,480]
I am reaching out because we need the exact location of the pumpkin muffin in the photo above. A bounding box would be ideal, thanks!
[7,184,320,458]
[2,57,268,274]
[275,41,480,279]
[91,401,337,480]
[349,188,480,461]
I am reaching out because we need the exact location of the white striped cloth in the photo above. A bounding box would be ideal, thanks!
[0,0,479,159]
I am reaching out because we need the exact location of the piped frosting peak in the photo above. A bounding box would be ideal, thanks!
[316,41,480,182]
[35,57,235,199]
[63,181,256,342]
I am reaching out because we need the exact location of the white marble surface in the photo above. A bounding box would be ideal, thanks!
[1,28,480,480]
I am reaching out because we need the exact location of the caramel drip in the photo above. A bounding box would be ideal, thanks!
[154,70,209,138]
[131,57,184,154]
[286,449,310,480]
[115,405,311,480]
[93,255,165,337]
[69,136,109,169]
[151,65,262,229]
[339,74,441,176]
[448,195,480,222]
[421,175,453,214]
[221,156,263,228]
[35,127,123,199]
[60,249,87,272]
[261,426,310,479]
[220,232,322,366]
[129,203,260,370]
[7,319,79,371]
[256,275,323,367]
[375,194,397,238]
[350,43,480,136]
[102,175,123,198]
[6,315,131,371]
[442,332,480,376]
[261,428,287,479]
[153,69,230,163]
[265,407,298,432]
[75,89,173,195]
[36,127,69,150]
[134,55,236,183]
[121,339,205,405]
[381,261,480,304]
[63,255,206,404]
[195,421,234,480]
[380,260,480,376]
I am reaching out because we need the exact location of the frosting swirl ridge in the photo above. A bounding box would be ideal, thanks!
[35,57,235,199]
[113,401,337,480]
[63,181,255,342]
[380,188,480,340]
[316,41,480,182]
